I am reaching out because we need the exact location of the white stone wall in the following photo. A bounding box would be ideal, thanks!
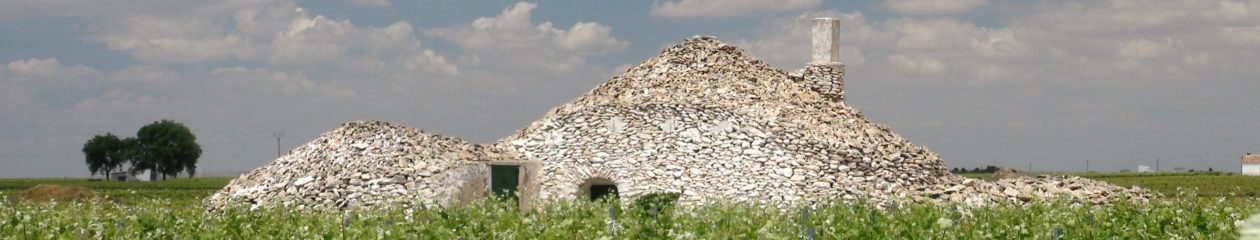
[504,103,933,207]
[1244,164,1260,176]
[501,103,1151,207]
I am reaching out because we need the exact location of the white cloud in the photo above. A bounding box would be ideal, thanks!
[887,54,945,74]
[0,0,277,20]
[266,15,354,65]
[108,65,181,89]
[1023,0,1260,34]
[72,90,158,112]
[210,67,356,98]
[887,18,984,49]
[426,2,628,74]
[347,0,391,7]
[1220,26,1260,46]
[880,0,987,15]
[72,0,460,81]
[5,58,100,81]
[650,0,821,18]
[7,58,72,76]
[969,29,1027,58]
[1118,38,1175,59]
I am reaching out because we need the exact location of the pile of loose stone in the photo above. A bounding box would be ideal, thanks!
[926,175,1150,205]
[204,121,502,211]
[498,36,1150,207]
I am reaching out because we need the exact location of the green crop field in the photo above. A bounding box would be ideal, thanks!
[3,174,1260,239]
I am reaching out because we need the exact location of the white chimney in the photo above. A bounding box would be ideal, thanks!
[811,18,841,64]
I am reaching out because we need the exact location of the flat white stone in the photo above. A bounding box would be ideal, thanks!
[293,177,315,187]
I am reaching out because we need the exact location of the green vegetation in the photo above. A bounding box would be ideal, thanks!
[2,174,1259,239]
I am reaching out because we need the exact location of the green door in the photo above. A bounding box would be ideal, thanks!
[490,165,519,200]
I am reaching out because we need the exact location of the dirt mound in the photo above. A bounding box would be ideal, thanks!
[10,184,107,203]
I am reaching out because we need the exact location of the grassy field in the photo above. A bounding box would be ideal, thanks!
[2,173,1259,239]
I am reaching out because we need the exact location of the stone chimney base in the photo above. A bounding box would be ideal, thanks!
[800,63,845,102]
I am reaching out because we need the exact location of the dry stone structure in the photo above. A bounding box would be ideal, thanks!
[205,121,520,210]
[206,18,1150,211]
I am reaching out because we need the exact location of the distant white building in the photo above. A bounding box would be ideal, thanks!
[1244,153,1260,176]
[109,170,155,181]
[1137,165,1153,173]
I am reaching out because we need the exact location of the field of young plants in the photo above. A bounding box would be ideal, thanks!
[2,173,1259,239]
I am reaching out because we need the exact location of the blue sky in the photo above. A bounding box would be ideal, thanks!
[1,0,1257,177]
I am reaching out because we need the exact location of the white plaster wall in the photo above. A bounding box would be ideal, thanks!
[1243,164,1260,176]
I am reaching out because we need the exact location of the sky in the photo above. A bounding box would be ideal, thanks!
[0,0,1257,178]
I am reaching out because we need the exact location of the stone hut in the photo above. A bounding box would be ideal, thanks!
[496,18,945,207]
[206,19,1148,211]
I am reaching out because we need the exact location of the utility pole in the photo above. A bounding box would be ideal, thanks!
[1028,161,1032,173]
[1086,159,1090,172]
[1156,158,1161,172]
[273,133,286,157]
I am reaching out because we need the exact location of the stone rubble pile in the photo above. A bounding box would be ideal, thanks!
[206,36,1151,211]
[204,121,503,211]
[498,36,1150,207]
[922,175,1151,205]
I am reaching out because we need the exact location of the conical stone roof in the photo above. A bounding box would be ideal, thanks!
[205,121,506,211]
[497,36,1148,206]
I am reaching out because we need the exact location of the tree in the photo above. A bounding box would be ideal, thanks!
[133,120,201,180]
[115,137,141,177]
[82,133,130,181]
[82,134,117,179]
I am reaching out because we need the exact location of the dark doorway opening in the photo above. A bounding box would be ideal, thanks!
[490,165,519,200]
[589,184,618,201]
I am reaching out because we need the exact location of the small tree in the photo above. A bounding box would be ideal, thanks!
[132,120,201,180]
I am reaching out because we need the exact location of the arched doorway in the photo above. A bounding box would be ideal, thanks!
[578,177,618,201]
